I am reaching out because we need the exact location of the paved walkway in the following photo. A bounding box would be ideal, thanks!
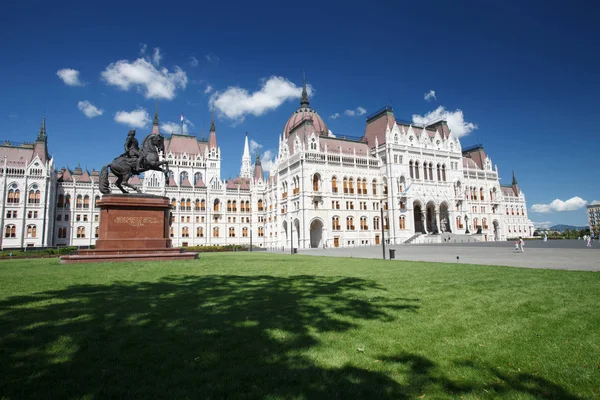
[289,241,600,271]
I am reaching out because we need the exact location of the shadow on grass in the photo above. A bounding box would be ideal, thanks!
[0,274,581,399]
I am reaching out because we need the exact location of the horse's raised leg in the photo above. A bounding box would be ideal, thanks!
[121,175,141,193]
[115,175,128,193]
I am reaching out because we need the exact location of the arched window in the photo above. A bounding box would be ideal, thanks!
[242,227,248,237]
[197,227,204,237]
[362,179,367,195]
[201,199,206,211]
[94,195,100,208]
[57,194,65,208]
[258,199,264,211]
[28,189,41,204]
[246,200,251,212]
[456,216,463,229]
[227,200,232,212]
[258,227,264,237]
[346,216,354,230]
[182,227,189,237]
[343,178,348,194]
[170,227,174,237]
[26,224,37,238]
[4,224,16,238]
[331,176,338,193]
[171,198,177,208]
[332,216,340,231]
[232,200,237,212]
[83,195,90,208]
[76,226,86,238]
[195,199,201,211]
[372,179,377,195]
[310,138,317,151]
[429,163,434,181]
[65,194,70,208]
[415,162,420,179]
[76,195,83,208]
[399,176,406,194]
[482,218,488,229]
[95,226,99,238]
[313,174,320,191]
[399,216,406,230]
[214,199,220,212]
[194,172,203,185]
[360,216,368,230]
[229,227,235,237]
[409,161,414,179]
[179,171,189,185]
[186,199,191,210]
[349,178,354,194]
[480,188,484,201]
[442,164,447,181]
[437,164,441,181]
[213,227,219,237]
[373,216,380,230]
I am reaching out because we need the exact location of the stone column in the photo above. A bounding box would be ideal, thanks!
[421,211,427,234]
[435,211,441,234]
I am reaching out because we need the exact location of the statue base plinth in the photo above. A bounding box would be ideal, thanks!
[60,194,198,264]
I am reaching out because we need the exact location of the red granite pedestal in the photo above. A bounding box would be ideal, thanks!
[60,194,198,264]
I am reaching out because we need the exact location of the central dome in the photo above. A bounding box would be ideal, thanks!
[282,78,328,138]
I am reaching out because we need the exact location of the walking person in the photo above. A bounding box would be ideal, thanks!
[587,235,592,248]
[519,237,525,253]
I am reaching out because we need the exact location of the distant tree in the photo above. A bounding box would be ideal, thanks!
[564,228,570,239]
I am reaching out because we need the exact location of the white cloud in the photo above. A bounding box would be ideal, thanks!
[204,84,213,94]
[532,221,553,229]
[209,76,313,122]
[412,106,477,138]
[77,100,104,118]
[190,56,199,67]
[205,53,220,63]
[261,149,276,173]
[592,200,600,205]
[139,43,147,56]
[152,48,162,66]
[531,196,588,213]
[328,129,336,138]
[101,58,188,100]
[161,118,194,134]
[249,139,262,155]
[329,113,340,119]
[114,108,151,128]
[57,68,86,86]
[424,90,436,101]
[344,106,367,117]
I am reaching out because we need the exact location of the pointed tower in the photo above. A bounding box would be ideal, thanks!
[209,110,217,149]
[34,114,49,164]
[152,99,160,134]
[512,170,520,196]
[240,132,252,178]
[253,151,264,182]
[300,72,310,108]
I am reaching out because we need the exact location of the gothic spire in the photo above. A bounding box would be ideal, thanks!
[240,132,252,178]
[153,98,159,126]
[37,113,47,141]
[210,109,216,132]
[512,170,518,185]
[300,72,309,108]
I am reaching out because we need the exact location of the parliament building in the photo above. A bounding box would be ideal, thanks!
[0,84,533,250]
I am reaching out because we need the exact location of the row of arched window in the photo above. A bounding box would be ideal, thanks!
[5,224,38,238]
[409,161,447,182]
[506,207,525,216]
[327,176,384,195]
[7,189,43,204]
[169,198,257,213]
[169,226,258,238]
[331,216,395,231]
[57,194,101,209]
[56,226,100,239]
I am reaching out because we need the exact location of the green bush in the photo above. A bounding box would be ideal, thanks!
[182,245,249,253]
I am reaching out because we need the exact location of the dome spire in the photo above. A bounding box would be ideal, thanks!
[152,98,160,134]
[300,71,309,108]
[37,112,47,141]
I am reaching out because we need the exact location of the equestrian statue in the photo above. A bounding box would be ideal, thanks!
[99,129,170,194]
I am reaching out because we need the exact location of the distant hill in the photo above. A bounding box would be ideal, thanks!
[549,224,588,232]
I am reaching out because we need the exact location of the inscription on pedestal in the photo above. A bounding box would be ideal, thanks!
[114,216,161,227]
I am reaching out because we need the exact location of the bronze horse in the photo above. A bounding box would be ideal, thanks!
[99,134,170,194]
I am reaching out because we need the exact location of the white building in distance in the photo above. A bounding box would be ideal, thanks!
[1,83,533,249]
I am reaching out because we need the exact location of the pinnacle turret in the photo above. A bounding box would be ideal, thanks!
[152,99,160,134]
[37,113,47,142]
[300,72,309,108]
[240,132,252,178]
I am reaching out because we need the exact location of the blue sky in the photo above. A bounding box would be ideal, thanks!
[1,0,598,227]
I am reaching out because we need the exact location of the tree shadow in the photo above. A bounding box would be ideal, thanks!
[1,274,417,399]
[0,274,582,399]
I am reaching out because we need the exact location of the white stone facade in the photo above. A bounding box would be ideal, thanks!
[1,97,534,249]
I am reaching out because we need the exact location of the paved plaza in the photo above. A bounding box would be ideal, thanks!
[291,240,600,271]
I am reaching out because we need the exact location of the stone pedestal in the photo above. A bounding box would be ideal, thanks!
[60,194,198,264]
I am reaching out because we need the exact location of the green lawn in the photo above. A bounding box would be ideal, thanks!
[1,253,598,399]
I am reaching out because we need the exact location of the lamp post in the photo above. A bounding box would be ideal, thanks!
[290,216,293,255]
[250,222,253,252]
[465,215,470,234]
[380,200,386,260]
